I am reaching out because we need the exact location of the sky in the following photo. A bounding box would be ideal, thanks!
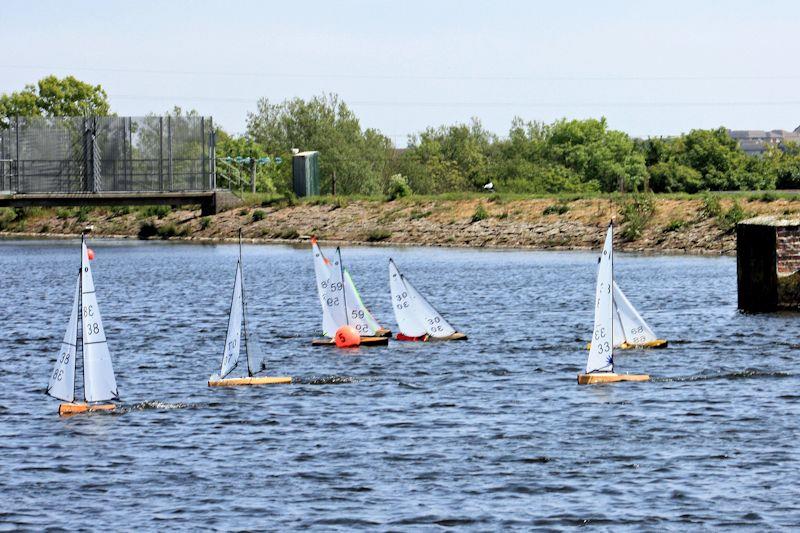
[2,0,800,145]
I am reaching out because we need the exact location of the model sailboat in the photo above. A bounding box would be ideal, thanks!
[578,223,650,385]
[310,238,389,346]
[47,236,119,415]
[389,259,467,341]
[208,231,291,386]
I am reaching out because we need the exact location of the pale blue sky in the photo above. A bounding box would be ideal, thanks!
[2,0,799,145]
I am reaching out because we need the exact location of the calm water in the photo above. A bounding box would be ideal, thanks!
[1,240,798,530]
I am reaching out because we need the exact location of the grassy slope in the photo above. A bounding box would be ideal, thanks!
[1,192,798,255]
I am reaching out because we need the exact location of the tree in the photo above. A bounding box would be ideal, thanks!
[246,93,393,195]
[0,75,110,127]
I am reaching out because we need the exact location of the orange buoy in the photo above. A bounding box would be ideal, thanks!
[87,248,96,260]
[334,325,361,348]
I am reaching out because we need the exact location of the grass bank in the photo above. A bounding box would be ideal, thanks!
[1,191,798,255]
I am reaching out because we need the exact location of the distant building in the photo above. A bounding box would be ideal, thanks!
[728,126,800,155]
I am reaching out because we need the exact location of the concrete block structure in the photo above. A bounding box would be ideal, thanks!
[737,216,800,312]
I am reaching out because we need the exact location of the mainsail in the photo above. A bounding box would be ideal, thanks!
[612,282,658,347]
[389,259,457,338]
[585,224,614,374]
[389,260,427,337]
[80,241,119,402]
[311,238,339,336]
[343,269,376,336]
[47,276,80,402]
[220,260,244,378]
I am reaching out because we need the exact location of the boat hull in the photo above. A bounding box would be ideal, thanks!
[586,339,668,350]
[312,336,389,347]
[395,332,468,342]
[577,372,650,385]
[58,402,116,416]
[374,328,392,338]
[208,376,292,387]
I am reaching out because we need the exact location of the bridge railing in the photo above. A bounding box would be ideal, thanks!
[0,115,217,194]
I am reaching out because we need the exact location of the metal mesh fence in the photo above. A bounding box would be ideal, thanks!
[0,115,215,193]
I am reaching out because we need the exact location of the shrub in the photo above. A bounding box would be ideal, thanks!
[137,221,159,239]
[543,203,569,216]
[718,200,749,231]
[701,193,723,218]
[471,203,489,223]
[619,193,656,241]
[56,208,73,219]
[276,227,299,239]
[239,208,249,216]
[497,211,509,219]
[366,228,392,242]
[141,205,171,219]
[409,209,432,220]
[156,222,189,239]
[251,210,265,222]
[75,206,91,223]
[109,206,132,217]
[386,174,412,200]
[664,219,685,232]
[200,216,212,229]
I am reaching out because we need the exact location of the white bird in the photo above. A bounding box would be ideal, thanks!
[483,182,494,191]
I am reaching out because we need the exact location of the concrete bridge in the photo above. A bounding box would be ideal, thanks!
[0,190,241,216]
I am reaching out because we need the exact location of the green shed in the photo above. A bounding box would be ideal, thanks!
[292,151,320,197]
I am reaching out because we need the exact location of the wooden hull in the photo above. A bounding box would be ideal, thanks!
[396,332,468,342]
[58,402,116,416]
[586,339,668,350]
[208,376,292,387]
[577,372,650,385]
[311,336,389,347]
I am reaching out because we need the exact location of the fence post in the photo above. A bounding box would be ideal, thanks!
[209,118,216,189]
[159,117,164,191]
[167,116,173,191]
[15,115,20,192]
[201,117,206,191]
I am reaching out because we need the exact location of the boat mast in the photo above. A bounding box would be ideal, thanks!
[239,229,253,376]
[79,233,86,403]
[338,248,349,325]
[608,221,614,356]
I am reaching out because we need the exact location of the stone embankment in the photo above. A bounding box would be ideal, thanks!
[2,195,799,255]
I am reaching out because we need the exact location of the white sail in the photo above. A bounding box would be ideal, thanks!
[401,274,457,338]
[389,259,427,337]
[321,248,349,335]
[612,282,658,347]
[47,275,80,402]
[586,225,614,374]
[80,242,119,403]
[220,260,243,378]
[245,331,268,376]
[311,239,339,336]
[343,269,376,336]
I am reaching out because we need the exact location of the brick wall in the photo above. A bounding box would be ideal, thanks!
[777,225,800,275]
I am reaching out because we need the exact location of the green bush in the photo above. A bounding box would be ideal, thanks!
[156,222,189,239]
[386,174,412,200]
[619,193,656,241]
[718,200,749,231]
[701,193,723,218]
[276,227,299,239]
[471,203,489,223]
[75,206,91,223]
[109,206,132,217]
[366,228,392,242]
[409,209,432,220]
[200,216,212,229]
[542,203,569,216]
[56,208,73,219]
[664,219,686,232]
[141,205,171,219]
[137,221,159,239]
[252,210,265,222]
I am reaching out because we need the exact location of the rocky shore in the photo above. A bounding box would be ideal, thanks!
[2,195,799,255]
